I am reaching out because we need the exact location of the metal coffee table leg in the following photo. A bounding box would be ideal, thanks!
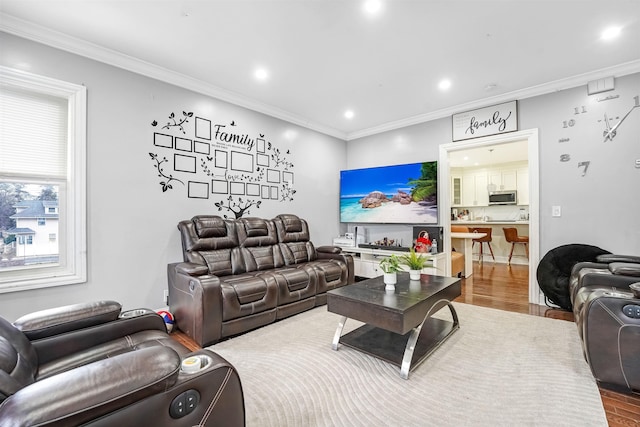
[332,316,348,350]
[400,300,460,379]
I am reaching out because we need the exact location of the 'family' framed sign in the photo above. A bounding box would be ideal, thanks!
[452,100,518,142]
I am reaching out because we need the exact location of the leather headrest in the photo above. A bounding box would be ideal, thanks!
[193,216,227,238]
[277,214,303,232]
[240,218,269,237]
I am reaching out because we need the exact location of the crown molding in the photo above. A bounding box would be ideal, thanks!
[2,13,639,143]
[346,59,640,140]
[0,13,347,140]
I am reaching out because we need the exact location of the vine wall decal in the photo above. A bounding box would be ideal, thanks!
[149,152,185,192]
[149,113,296,217]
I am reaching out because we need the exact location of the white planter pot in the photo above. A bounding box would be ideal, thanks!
[383,272,397,290]
[409,269,422,280]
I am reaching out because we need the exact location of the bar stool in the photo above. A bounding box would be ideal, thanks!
[471,227,494,263]
[503,227,529,264]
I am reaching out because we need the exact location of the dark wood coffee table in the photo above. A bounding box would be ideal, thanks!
[327,272,461,379]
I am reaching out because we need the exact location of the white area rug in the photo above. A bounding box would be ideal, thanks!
[210,303,607,426]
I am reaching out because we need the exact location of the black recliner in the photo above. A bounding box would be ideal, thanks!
[569,255,640,395]
[0,300,245,426]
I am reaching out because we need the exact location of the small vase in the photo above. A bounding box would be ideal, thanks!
[409,269,421,280]
[383,272,397,290]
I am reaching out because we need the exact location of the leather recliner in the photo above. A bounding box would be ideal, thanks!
[0,300,245,426]
[569,254,640,394]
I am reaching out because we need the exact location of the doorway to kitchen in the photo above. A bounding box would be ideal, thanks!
[439,129,541,304]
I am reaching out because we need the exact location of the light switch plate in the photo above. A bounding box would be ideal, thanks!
[552,206,561,217]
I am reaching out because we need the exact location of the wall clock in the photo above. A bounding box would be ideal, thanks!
[559,91,640,176]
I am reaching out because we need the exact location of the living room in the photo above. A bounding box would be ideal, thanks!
[1,1,639,425]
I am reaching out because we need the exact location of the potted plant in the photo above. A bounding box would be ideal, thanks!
[379,254,402,290]
[400,248,430,280]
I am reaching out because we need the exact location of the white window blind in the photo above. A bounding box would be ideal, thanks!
[0,86,68,179]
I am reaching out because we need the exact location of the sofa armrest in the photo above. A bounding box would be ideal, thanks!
[168,263,224,346]
[317,245,342,254]
[596,254,640,264]
[0,346,181,426]
[175,262,209,276]
[316,250,355,285]
[13,300,122,340]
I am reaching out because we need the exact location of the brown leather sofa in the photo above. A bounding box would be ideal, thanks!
[0,300,245,426]
[569,254,640,395]
[168,213,354,347]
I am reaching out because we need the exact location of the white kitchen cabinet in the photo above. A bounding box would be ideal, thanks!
[489,169,517,191]
[451,175,462,206]
[462,173,489,206]
[517,168,529,205]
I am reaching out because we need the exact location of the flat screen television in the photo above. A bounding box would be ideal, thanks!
[340,161,438,224]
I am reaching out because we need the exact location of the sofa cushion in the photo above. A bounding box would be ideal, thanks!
[220,274,278,321]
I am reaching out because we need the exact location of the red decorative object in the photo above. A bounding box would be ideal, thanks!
[415,231,432,253]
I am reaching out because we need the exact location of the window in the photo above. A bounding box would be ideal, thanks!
[0,66,86,292]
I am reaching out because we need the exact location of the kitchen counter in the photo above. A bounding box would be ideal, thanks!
[452,220,529,225]
[450,221,529,265]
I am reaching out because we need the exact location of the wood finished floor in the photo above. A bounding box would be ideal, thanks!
[172,261,640,426]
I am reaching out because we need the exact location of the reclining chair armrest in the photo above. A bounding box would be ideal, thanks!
[609,262,640,277]
[33,312,168,365]
[0,347,181,427]
[316,248,355,285]
[596,254,640,264]
[175,262,210,276]
[13,300,123,340]
[168,263,224,346]
[580,273,640,292]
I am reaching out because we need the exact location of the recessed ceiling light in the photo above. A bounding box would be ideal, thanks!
[601,26,621,40]
[254,68,269,81]
[344,110,355,119]
[438,79,452,91]
[363,0,382,15]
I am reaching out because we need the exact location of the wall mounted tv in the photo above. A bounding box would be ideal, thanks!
[340,161,438,224]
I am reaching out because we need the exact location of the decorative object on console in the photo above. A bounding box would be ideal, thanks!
[340,161,438,224]
[412,226,443,253]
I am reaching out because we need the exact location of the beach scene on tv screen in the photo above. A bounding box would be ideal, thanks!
[340,161,438,224]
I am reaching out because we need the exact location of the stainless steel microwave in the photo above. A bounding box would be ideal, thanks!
[488,191,517,205]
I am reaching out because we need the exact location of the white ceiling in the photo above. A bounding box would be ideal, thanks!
[1,1,639,140]
[447,140,528,168]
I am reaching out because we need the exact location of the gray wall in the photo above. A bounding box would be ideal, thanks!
[346,72,640,258]
[0,32,346,320]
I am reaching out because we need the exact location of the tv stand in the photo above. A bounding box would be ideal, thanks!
[340,246,447,278]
